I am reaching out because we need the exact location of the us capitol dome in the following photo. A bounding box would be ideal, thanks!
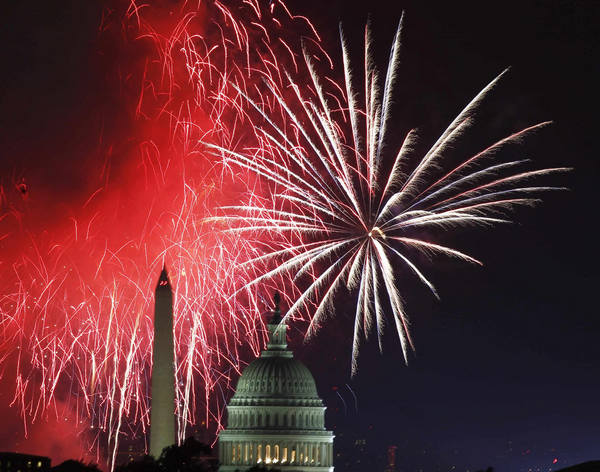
[218,293,334,471]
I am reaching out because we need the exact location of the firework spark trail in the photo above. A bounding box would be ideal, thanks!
[205,17,569,375]
[0,0,328,467]
[1,194,266,459]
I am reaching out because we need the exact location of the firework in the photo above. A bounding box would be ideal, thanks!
[0,0,327,467]
[204,16,569,374]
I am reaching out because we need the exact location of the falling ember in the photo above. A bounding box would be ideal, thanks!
[0,0,329,468]
[205,15,569,375]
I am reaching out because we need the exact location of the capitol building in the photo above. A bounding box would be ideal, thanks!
[218,294,334,471]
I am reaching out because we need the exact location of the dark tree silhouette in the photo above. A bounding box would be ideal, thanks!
[158,436,214,472]
[51,460,102,472]
[116,437,216,472]
[115,455,160,472]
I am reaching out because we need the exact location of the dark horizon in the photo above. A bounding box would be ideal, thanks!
[1,1,599,471]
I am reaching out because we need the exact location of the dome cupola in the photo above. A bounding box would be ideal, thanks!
[230,293,322,405]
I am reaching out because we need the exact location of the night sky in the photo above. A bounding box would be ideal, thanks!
[1,1,599,472]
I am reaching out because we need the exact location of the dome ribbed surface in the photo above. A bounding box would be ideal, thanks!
[231,355,320,401]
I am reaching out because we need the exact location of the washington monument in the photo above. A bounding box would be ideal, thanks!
[150,265,176,458]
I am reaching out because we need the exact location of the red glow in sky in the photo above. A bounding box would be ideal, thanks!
[0,1,328,467]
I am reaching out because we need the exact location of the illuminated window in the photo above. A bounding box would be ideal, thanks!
[282,447,288,463]
[274,445,279,463]
[37,462,42,469]
[257,445,262,463]
[244,444,249,463]
[265,445,271,464]
[291,448,296,464]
